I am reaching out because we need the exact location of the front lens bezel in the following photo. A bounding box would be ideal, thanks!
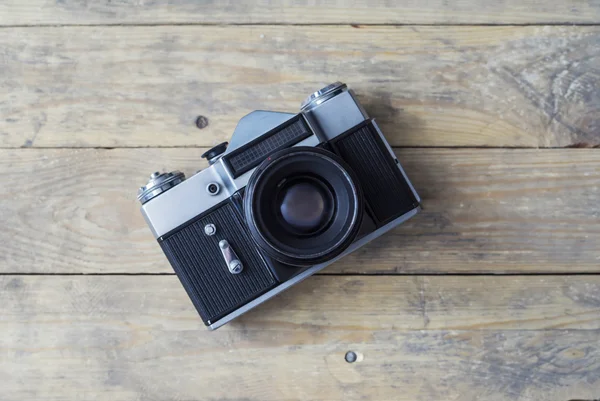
[244,147,363,266]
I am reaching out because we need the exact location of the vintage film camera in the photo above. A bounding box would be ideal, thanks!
[137,83,420,329]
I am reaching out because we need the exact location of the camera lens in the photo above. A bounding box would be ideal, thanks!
[278,178,334,234]
[244,147,363,266]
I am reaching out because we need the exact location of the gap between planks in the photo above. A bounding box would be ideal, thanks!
[2,22,600,28]
[2,272,600,276]
[7,146,600,150]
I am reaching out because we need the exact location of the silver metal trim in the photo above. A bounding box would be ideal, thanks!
[302,90,368,140]
[137,171,185,205]
[141,130,321,239]
[141,161,233,238]
[300,82,347,111]
[208,206,420,330]
[219,240,243,274]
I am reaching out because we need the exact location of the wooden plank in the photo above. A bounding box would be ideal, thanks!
[2,275,600,400]
[1,148,598,274]
[1,25,599,148]
[1,0,600,25]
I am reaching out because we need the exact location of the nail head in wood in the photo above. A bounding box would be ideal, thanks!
[195,115,209,129]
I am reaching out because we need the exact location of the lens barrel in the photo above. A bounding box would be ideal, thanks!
[244,147,363,266]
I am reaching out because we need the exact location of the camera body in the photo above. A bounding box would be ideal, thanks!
[138,83,420,330]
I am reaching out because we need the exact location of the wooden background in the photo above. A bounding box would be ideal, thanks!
[1,1,599,400]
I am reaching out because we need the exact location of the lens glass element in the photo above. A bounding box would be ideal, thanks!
[277,177,334,234]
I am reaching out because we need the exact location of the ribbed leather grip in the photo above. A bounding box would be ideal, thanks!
[334,123,417,224]
[160,202,276,325]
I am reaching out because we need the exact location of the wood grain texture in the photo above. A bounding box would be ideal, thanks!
[2,275,600,401]
[1,0,600,25]
[1,148,598,274]
[1,25,599,148]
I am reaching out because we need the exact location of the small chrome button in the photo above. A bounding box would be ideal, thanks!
[207,182,220,195]
[204,224,216,236]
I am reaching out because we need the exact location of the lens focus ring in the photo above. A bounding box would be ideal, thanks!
[244,146,363,267]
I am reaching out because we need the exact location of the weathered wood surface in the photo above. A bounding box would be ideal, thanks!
[1,0,600,25]
[1,26,599,148]
[1,148,598,274]
[2,275,599,401]
[2,2,599,399]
